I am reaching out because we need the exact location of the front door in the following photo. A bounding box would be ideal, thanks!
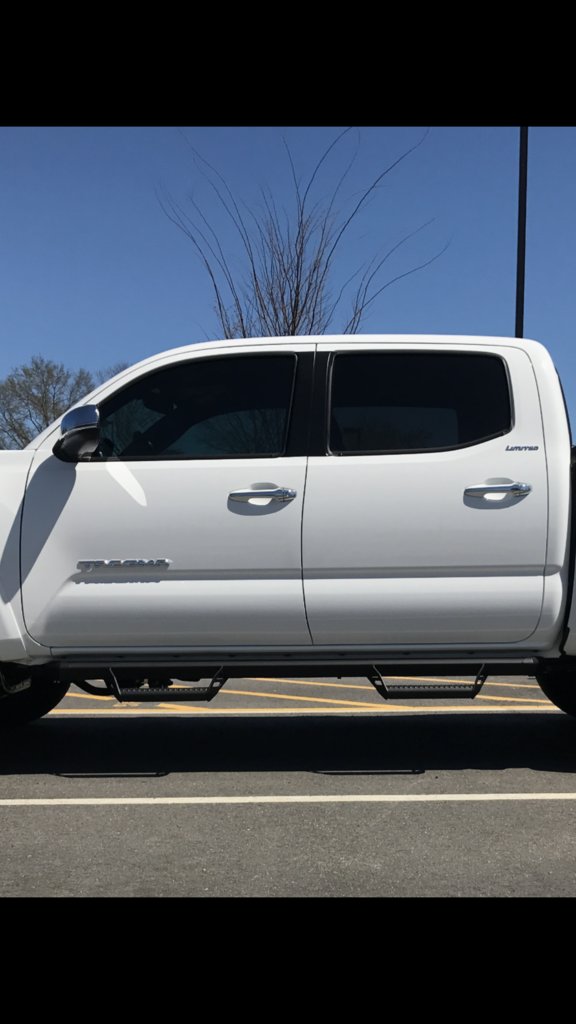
[21,346,313,649]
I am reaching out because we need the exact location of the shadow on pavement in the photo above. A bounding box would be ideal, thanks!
[1,712,576,776]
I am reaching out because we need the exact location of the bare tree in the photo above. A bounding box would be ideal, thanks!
[0,356,95,449]
[160,128,447,338]
[95,361,131,385]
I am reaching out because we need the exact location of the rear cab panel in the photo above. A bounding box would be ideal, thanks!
[303,336,571,653]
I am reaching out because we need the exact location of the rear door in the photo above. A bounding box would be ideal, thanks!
[302,341,548,646]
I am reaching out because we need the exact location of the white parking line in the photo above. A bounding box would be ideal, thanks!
[50,705,559,716]
[1,793,576,807]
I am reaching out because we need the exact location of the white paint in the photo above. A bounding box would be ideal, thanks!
[5,334,573,664]
[105,461,147,506]
[0,451,37,661]
[303,341,552,646]
[20,343,315,648]
[1,792,575,807]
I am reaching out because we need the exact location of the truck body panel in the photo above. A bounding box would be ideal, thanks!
[20,341,316,649]
[20,452,311,648]
[303,340,553,646]
[0,451,41,662]
[1,335,575,683]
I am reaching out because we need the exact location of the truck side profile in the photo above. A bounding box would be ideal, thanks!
[1,333,576,724]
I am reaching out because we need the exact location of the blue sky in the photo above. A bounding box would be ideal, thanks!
[2,125,576,420]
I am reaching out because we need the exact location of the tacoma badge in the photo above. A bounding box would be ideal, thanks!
[77,559,172,572]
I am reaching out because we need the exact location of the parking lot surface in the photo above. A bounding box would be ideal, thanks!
[2,675,576,897]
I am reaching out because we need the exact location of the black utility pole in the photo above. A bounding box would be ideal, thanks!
[515,126,529,338]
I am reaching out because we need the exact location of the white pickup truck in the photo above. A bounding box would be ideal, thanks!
[2,333,576,724]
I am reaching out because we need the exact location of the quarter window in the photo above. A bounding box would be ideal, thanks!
[97,354,297,459]
[329,352,512,454]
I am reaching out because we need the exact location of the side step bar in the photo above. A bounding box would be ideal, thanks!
[73,665,490,705]
[101,669,228,703]
[368,666,488,700]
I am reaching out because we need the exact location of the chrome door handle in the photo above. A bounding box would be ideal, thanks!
[229,487,297,502]
[464,482,532,498]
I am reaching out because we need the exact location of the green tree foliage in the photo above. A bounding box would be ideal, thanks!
[0,355,95,449]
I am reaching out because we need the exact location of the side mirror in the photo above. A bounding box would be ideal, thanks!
[52,405,101,462]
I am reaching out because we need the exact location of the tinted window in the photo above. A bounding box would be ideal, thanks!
[97,354,296,459]
[330,352,511,453]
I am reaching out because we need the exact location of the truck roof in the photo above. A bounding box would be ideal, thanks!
[132,333,550,365]
[26,333,554,449]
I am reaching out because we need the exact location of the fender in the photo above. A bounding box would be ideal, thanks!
[0,451,39,661]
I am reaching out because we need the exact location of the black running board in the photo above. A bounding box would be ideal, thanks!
[113,686,224,702]
[76,669,229,703]
[73,663,490,705]
[368,665,488,700]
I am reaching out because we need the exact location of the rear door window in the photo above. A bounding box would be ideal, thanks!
[329,352,512,454]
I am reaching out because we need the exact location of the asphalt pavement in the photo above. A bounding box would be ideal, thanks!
[1,675,575,897]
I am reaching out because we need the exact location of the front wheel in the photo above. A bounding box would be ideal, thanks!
[536,672,576,717]
[0,679,70,727]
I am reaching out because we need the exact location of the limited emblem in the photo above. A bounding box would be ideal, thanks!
[77,559,172,572]
[505,445,539,451]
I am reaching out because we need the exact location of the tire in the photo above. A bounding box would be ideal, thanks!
[536,672,576,717]
[0,679,70,727]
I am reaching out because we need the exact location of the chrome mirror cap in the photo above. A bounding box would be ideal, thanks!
[60,406,100,434]
[53,405,101,462]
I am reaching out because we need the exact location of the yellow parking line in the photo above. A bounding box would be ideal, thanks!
[247,675,540,691]
[157,703,212,712]
[66,692,114,702]
[65,691,142,706]
[66,685,379,708]
[65,685,549,710]
[475,693,549,704]
[231,687,550,708]
[50,705,559,715]
[65,686,379,709]
[247,677,375,691]
[224,688,386,708]
[484,681,540,689]
[66,678,541,708]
